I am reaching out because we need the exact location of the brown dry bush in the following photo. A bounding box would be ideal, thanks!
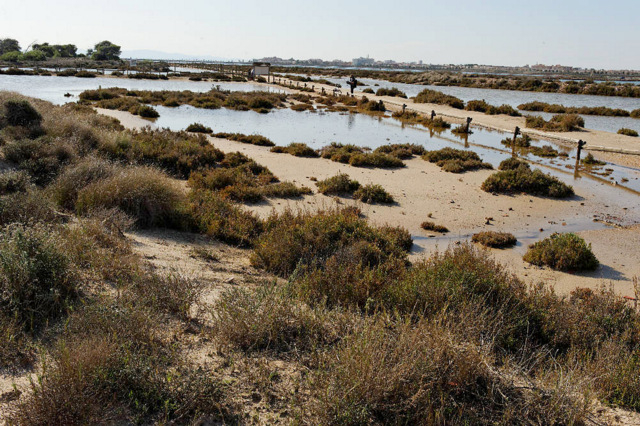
[472,231,517,248]
[75,166,190,229]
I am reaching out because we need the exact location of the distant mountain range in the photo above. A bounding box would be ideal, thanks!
[121,50,237,61]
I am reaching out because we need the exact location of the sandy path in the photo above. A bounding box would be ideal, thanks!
[97,103,640,298]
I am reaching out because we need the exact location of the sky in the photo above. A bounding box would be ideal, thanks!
[1,0,639,69]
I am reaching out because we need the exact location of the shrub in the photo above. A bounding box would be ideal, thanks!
[185,122,213,133]
[51,157,117,210]
[353,183,394,204]
[270,142,319,157]
[420,221,449,233]
[0,224,76,331]
[212,132,275,146]
[618,128,638,137]
[75,166,189,228]
[581,152,606,166]
[414,89,465,109]
[375,87,407,98]
[0,170,31,195]
[290,103,314,112]
[472,231,517,248]
[362,88,375,94]
[2,99,43,127]
[422,148,492,173]
[0,190,60,226]
[498,157,530,171]
[250,207,410,277]
[481,167,574,198]
[348,152,404,168]
[316,173,360,195]
[260,181,312,198]
[500,134,532,148]
[631,109,640,119]
[523,233,599,271]
[100,128,224,179]
[526,114,584,132]
[74,71,96,78]
[309,318,584,425]
[189,189,263,246]
[135,104,159,118]
[373,143,426,159]
[211,285,354,352]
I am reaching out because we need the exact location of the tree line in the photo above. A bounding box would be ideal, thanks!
[0,39,121,62]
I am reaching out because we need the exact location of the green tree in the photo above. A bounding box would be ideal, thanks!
[23,50,46,61]
[32,43,55,57]
[90,40,121,61]
[0,38,21,55]
[0,51,22,62]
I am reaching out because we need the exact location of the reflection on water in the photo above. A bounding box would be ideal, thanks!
[0,74,288,105]
[151,105,640,200]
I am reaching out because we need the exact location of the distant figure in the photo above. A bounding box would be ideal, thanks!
[347,75,358,94]
[402,104,407,113]
[430,110,436,120]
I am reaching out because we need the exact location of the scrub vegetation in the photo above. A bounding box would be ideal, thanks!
[2,92,640,424]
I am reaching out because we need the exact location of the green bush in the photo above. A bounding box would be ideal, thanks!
[354,183,394,204]
[373,143,426,159]
[185,122,213,133]
[0,225,76,331]
[618,128,638,137]
[472,231,517,248]
[316,173,360,195]
[523,233,598,271]
[482,167,574,198]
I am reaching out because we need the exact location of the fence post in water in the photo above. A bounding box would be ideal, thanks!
[574,139,587,174]
[402,104,407,113]
[512,126,520,157]
[465,117,472,133]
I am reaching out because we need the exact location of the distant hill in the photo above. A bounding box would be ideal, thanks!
[120,50,235,61]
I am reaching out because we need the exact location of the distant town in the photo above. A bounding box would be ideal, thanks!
[254,56,640,78]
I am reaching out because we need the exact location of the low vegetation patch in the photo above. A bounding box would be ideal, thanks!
[319,142,404,168]
[316,173,360,195]
[465,100,521,116]
[420,220,449,233]
[270,142,319,157]
[618,127,638,137]
[482,165,574,198]
[581,152,606,166]
[472,231,517,248]
[523,233,599,271]
[373,143,425,159]
[212,132,275,146]
[414,89,464,109]
[353,183,394,204]
[525,113,585,132]
[422,148,492,173]
[375,87,407,98]
[519,101,632,117]
[185,122,213,133]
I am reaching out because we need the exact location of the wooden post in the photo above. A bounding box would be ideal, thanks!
[430,110,436,120]
[574,139,586,175]
[512,126,520,157]
[402,104,407,113]
[465,117,472,133]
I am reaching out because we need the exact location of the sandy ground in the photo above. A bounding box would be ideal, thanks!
[97,101,640,298]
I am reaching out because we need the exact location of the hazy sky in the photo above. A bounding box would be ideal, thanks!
[2,0,638,69]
